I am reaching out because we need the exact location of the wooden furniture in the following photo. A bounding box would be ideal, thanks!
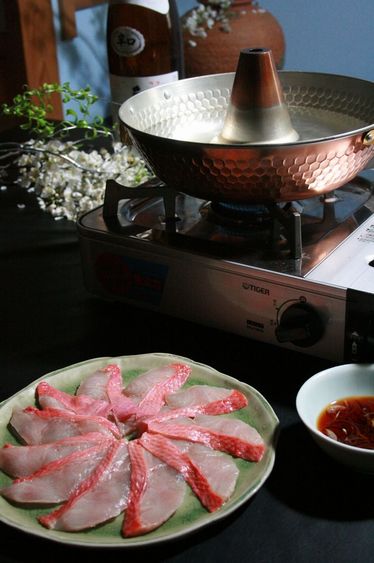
[0,0,62,129]
[59,0,107,39]
[0,0,107,131]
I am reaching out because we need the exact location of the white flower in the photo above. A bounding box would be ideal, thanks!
[13,138,152,221]
[183,1,235,40]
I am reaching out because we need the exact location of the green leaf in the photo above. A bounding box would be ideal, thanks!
[2,81,110,140]
[66,108,78,118]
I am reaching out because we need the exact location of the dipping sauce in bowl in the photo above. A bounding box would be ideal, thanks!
[296,364,374,472]
[318,396,374,450]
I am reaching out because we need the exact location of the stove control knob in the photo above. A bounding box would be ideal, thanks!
[275,303,324,347]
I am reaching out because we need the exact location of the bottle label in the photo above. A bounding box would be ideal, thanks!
[110,71,179,104]
[111,26,145,57]
[109,1,169,14]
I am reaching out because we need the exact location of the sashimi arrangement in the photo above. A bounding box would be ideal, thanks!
[0,355,278,546]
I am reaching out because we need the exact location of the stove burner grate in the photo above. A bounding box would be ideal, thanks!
[102,175,374,265]
[201,200,302,258]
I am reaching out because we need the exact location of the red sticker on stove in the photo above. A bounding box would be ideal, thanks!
[95,253,168,305]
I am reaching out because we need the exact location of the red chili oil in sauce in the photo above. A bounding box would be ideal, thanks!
[318,396,374,450]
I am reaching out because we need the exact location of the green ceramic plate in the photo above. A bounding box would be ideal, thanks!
[0,353,279,547]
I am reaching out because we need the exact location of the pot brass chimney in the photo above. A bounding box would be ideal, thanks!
[218,48,299,144]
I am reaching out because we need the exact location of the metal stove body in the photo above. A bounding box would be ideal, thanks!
[78,173,374,363]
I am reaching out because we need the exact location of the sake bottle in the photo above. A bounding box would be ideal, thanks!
[107,0,184,126]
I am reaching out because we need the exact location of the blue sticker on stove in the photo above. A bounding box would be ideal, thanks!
[95,253,168,306]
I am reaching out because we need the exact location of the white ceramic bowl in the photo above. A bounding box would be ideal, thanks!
[296,363,374,473]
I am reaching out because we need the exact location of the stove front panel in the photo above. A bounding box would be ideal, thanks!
[159,252,347,362]
[79,227,347,362]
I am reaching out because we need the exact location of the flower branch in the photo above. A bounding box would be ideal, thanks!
[1,83,152,221]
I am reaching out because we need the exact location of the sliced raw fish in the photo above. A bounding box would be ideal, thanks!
[0,432,109,478]
[119,363,191,432]
[140,433,223,512]
[111,400,138,426]
[117,362,195,434]
[123,440,186,537]
[144,388,248,426]
[37,381,111,417]
[39,440,130,531]
[10,406,121,445]
[136,364,191,419]
[147,414,266,462]
[1,442,112,504]
[0,359,269,538]
[76,364,138,423]
[107,390,138,424]
[76,364,121,401]
[166,385,247,410]
[104,365,137,419]
[166,385,229,408]
[200,389,247,415]
[175,440,239,502]
[124,363,191,406]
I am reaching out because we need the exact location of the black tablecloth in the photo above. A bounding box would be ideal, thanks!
[1,169,373,563]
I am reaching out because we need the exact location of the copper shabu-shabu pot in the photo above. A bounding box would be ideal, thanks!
[119,49,374,203]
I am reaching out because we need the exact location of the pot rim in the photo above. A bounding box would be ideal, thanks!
[119,69,374,149]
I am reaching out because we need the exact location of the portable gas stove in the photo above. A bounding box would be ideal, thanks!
[78,172,374,363]
[79,49,374,362]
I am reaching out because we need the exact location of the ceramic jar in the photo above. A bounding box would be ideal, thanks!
[183,0,285,77]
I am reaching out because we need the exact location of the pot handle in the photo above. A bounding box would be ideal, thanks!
[363,130,374,146]
[362,130,374,171]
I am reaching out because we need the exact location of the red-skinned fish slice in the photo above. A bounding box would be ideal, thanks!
[175,440,239,502]
[120,363,192,433]
[135,363,192,418]
[106,364,134,416]
[139,433,223,512]
[39,440,126,530]
[123,441,148,536]
[38,365,138,427]
[105,365,138,428]
[76,364,121,401]
[140,389,248,429]
[125,364,191,401]
[0,432,110,478]
[36,381,111,417]
[123,440,186,537]
[1,440,113,504]
[197,389,248,414]
[166,385,248,410]
[147,415,266,462]
[77,363,138,423]
[10,406,121,445]
[108,389,138,423]
[39,440,130,532]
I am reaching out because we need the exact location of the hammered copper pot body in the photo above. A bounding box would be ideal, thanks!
[119,71,374,203]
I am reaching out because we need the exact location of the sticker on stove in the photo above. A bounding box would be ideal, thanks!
[358,223,374,243]
[95,253,168,305]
